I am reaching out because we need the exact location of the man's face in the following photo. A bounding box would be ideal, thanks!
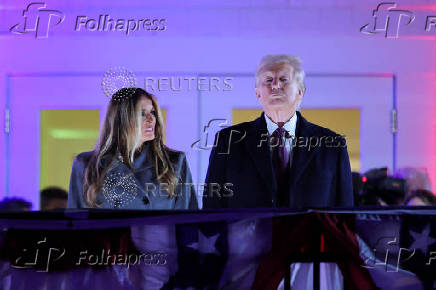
[255,63,302,114]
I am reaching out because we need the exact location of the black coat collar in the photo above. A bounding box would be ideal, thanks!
[244,111,321,202]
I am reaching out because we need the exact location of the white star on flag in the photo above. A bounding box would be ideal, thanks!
[186,231,220,255]
[410,224,436,254]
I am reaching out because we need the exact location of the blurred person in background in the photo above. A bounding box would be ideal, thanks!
[0,197,32,212]
[395,167,433,194]
[354,168,406,206]
[40,187,68,210]
[403,189,436,206]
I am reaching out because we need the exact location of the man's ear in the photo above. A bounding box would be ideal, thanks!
[255,87,261,101]
[297,89,303,98]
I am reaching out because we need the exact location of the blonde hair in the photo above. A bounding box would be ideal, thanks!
[255,54,306,109]
[83,88,178,207]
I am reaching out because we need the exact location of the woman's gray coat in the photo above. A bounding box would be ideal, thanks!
[67,143,198,210]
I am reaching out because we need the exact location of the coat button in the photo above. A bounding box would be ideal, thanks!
[142,196,149,205]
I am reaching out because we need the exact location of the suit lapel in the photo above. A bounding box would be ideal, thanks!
[244,113,277,196]
[243,111,321,207]
[288,111,320,205]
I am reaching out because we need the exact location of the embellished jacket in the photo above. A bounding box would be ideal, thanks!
[67,143,198,210]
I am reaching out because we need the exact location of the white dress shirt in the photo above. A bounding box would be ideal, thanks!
[264,112,297,166]
[264,112,344,290]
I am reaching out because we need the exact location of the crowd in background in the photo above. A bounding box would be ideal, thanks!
[0,166,434,211]
[0,187,67,212]
[353,167,435,206]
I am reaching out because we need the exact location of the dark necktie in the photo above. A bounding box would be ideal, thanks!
[271,126,290,189]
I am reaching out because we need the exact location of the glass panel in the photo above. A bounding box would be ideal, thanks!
[40,110,100,191]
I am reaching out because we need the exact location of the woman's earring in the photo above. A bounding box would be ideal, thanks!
[117,153,124,163]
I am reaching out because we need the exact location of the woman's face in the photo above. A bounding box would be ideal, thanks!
[139,95,156,143]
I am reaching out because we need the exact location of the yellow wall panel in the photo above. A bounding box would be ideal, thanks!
[232,109,360,171]
[40,108,167,193]
[40,110,100,192]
